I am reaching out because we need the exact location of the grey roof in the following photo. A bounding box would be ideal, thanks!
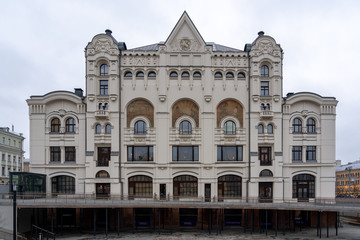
[336,160,360,172]
[129,42,241,52]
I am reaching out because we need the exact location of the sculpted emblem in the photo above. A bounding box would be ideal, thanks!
[180,39,191,51]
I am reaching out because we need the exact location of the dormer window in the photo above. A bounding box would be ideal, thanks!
[179,120,192,135]
[226,72,234,78]
[95,124,101,134]
[136,71,144,77]
[124,71,132,77]
[170,71,178,77]
[148,71,156,77]
[214,72,223,78]
[261,65,269,77]
[100,64,108,76]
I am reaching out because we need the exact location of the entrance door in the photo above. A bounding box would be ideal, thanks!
[160,184,166,200]
[205,184,211,202]
[96,183,110,198]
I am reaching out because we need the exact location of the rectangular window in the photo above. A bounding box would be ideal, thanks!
[172,146,199,161]
[2,137,4,144]
[97,147,111,166]
[127,146,153,161]
[65,147,76,162]
[259,147,272,166]
[100,80,108,95]
[306,146,316,161]
[50,147,61,162]
[260,81,269,96]
[217,146,243,161]
[292,146,302,162]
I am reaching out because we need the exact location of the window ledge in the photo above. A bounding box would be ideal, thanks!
[125,161,154,164]
[216,161,245,164]
[171,161,199,164]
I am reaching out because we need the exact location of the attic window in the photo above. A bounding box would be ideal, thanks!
[226,72,234,78]
[136,71,144,77]
[181,71,190,78]
[193,72,201,78]
[170,71,178,77]
[148,71,156,77]
[238,72,245,78]
[214,72,223,78]
[124,71,132,77]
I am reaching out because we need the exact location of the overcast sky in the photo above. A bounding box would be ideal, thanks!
[1,0,359,164]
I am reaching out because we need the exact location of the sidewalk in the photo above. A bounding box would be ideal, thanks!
[55,222,360,240]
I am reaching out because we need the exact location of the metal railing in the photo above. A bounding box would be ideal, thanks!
[32,225,55,240]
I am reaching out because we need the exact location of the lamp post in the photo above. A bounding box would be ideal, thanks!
[13,185,16,240]
[346,167,352,196]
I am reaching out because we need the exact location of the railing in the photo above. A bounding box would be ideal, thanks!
[32,225,55,240]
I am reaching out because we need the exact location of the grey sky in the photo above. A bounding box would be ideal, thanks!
[1,0,359,164]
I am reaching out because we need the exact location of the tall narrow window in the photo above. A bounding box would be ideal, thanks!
[100,80,108,95]
[224,120,236,135]
[105,124,111,134]
[258,124,264,134]
[267,124,273,134]
[65,118,76,133]
[259,147,272,166]
[100,64,108,76]
[51,118,60,133]
[179,120,192,135]
[97,147,111,166]
[50,147,61,162]
[292,146,302,162]
[95,124,101,134]
[261,65,269,77]
[260,81,269,96]
[134,120,146,135]
[65,147,76,162]
[293,118,302,133]
[306,118,316,133]
[306,146,316,161]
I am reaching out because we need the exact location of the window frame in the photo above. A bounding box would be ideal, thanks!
[148,71,156,77]
[267,124,273,134]
[217,146,243,161]
[100,64,109,76]
[50,118,60,133]
[260,81,269,96]
[293,118,302,133]
[134,120,147,135]
[237,72,245,78]
[261,65,269,77]
[306,118,316,133]
[95,124,101,134]
[105,124,111,134]
[50,146,61,162]
[124,71,132,77]
[224,120,236,135]
[214,71,223,78]
[127,146,154,162]
[259,146,272,166]
[136,71,144,78]
[292,146,302,162]
[173,175,198,197]
[128,175,153,198]
[99,80,108,95]
[170,71,178,77]
[65,118,76,133]
[65,147,76,162]
[258,124,264,134]
[193,71,201,78]
[172,146,199,162]
[179,120,192,135]
[181,71,190,78]
[226,72,234,78]
[306,146,316,161]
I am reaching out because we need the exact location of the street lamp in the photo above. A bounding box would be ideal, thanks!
[346,167,352,196]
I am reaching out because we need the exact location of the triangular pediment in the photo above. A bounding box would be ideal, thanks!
[165,12,206,52]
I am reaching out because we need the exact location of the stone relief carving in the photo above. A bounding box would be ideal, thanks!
[170,38,200,52]
[94,38,113,53]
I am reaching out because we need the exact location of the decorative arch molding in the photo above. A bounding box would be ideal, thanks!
[291,170,317,177]
[219,116,241,129]
[216,99,244,128]
[49,171,76,177]
[95,170,110,178]
[217,170,243,177]
[126,98,154,127]
[172,170,199,177]
[94,57,110,68]
[126,170,154,177]
[130,116,151,128]
[175,115,196,129]
[171,98,199,127]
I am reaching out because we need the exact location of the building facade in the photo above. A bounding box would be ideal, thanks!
[336,160,360,197]
[27,12,338,203]
[0,127,25,183]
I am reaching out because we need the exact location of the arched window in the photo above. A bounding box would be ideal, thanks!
[124,71,132,77]
[51,175,75,194]
[267,124,273,134]
[181,71,190,78]
[266,104,270,110]
[148,71,156,77]
[214,72,223,78]
[100,64,108,76]
[105,124,111,134]
[170,71,178,77]
[261,65,269,77]
[306,118,316,133]
[261,104,265,110]
[293,118,302,133]
[99,103,103,110]
[193,71,201,78]
[293,174,315,200]
[50,118,60,132]
[96,170,110,178]
[173,175,198,197]
[95,124,101,134]
[237,72,245,78]
[224,120,236,135]
[179,120,192,135]
[129,175,153,198]
[260,169,273,177]
[258,124,264,134]
[134,120,146,135]
[218,175,242,199]
[136,71,144,77]
[226,72,234,78]
[65,118,76,133]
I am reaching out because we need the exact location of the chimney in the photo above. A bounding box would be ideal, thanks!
[258,31,264,36]
[105,29,112,35]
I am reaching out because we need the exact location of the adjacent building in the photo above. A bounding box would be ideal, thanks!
[0,127,25,183]
[26,12,338,230]
[336,160,360,196]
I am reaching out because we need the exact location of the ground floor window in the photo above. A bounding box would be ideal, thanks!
[218,175,242,199]
[128,175,153,198]
[173,175,198,197]
[51,175,75,194]
[292,174,315,200]
[259,182,272,202]
[96,183,110,198]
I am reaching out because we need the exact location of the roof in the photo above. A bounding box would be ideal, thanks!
[336,160,360,172]
[128,42,241,52]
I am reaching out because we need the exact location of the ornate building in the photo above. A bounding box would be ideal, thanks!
[26,12,338,226]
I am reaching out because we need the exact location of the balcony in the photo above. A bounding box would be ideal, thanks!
[95,110,109,120]
[260,110,273,119]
